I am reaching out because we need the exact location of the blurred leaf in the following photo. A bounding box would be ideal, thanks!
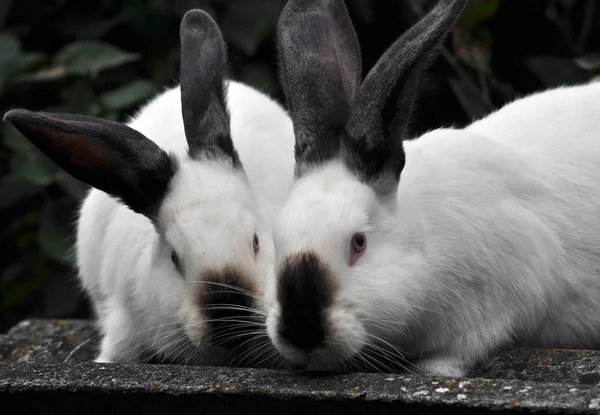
[39,199,75,264]
[526,56,588,87]
[47,80,96,115]
[1,279,36,309]
[54,40,140,78]
[589,74,600,83]
[574,53,600,71]
[456,0,499,29]
[349,0,376,23]
[149,0,215,16]
[10,147,59,186]
[238,63,278,96]
[489,76,517,101]
[55,172,89,200]
[447,77,488,120]
[553,0,579,6]
[15,227,39,250]
[12,65,68,83]
[60,12,130,39]
[0,33,21,90]
[221,0,284,55]
[0,175,41,210]
[452,28,492,72]
[42,273,81,317]
[99,79,158,111]
[1,263,24,284]
[2,123,30,153]
[11,52,47,73]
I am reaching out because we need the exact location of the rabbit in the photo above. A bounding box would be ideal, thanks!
[3,9,295,366]
[263,0,600,378]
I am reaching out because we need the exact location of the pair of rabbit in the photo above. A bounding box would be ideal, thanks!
[261,0,600,378]
[5,11,295,366]
[6,0,600,378]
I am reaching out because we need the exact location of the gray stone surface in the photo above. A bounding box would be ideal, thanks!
[1,319,600,414]
[0,319,99,363]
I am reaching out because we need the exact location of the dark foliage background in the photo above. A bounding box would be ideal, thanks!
[1,0,599,333]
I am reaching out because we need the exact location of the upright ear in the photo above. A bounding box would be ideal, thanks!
[277,0,362,177]
[180,10,240,169]
[342,0,467,198]
[3,109,176,218]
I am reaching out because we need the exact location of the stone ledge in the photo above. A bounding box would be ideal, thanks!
[1,319,600,414]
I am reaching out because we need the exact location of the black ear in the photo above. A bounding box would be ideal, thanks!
[342,0,467,198]
[277,0,362,177]
[3,109,176,217]
[180,10,240,169]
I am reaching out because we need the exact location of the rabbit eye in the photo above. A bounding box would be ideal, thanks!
[171,251,183,274]
[350,232,366,265]
[253,233,260,255]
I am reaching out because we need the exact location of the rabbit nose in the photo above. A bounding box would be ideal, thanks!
[276,251,335,351]
[202,267,256,349]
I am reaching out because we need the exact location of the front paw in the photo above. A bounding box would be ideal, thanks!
[94,353,117,364]
[415,357,467,377]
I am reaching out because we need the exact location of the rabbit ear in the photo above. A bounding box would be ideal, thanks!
[3,109,176,218]
[180,10,241,169]
[277,0,362,177]
[343,0,467,198]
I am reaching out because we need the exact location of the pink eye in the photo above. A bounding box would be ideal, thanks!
[350,232,366,265]
[253,233,260,255]
[171,251,183,274]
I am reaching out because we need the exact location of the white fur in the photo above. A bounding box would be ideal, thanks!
[266,82,600,377]
[77,80,294,364]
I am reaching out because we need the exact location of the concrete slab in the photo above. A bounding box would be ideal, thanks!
[1,319,599,414]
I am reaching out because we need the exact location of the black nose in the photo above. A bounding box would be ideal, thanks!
[202,267,256,349]
[277,252,335,351]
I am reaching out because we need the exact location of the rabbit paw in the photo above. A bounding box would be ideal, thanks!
[416,356,467,377]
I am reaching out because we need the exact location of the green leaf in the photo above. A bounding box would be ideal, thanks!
[0,175,41,210]
[1,279,37,309]
[2,123,31,153]
[43,273,82,317]
[99,79,158,111]
[1,263,24,284]
[0,34,21,91]
[589,74,600,84]
[452,28,492,72]
[46,80,96,115]
[39,199,76,264]
[149,0,215,17]
[238,64,278,96]
[447,77,489,121]
[220,0,283,55]
[574,53,600,72]
[11,65,68,84]
[55,172,89,200]
[54,40,140,78]
[11,52,48,73]
[456,0,499,29]
[348,0,375,23]
[526,56,588,87]
[10,147,59,186]
[60,12,130,39]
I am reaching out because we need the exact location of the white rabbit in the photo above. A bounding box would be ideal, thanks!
[4,10,294,366]
[263,0,600,377]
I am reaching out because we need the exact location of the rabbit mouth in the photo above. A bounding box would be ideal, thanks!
[197,265,264,350]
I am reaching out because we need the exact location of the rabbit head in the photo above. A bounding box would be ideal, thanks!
[264,0,467,370]
[5,10,270,355]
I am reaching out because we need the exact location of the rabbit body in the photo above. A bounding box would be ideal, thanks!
[5,11,295,366]
[77,81,294,364]
[394,82,600,374]
[265,0,600,377]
